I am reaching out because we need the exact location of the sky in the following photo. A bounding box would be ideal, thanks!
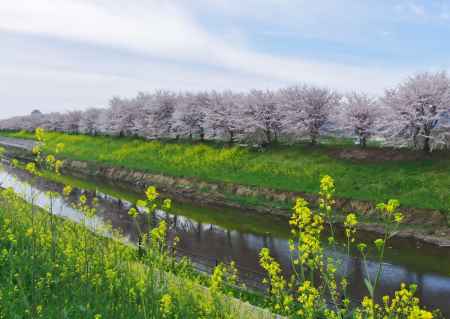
[2,0,450,119]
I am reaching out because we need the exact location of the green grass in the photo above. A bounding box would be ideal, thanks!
[2,130,450,213]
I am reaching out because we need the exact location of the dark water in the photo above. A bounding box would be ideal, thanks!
[0,165,449,316]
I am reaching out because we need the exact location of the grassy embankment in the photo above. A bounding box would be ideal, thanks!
[1,130,449,214]
[0,182,272,318]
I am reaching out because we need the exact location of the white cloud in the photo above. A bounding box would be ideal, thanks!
[0,1,213,61]
[394,1,450,22]
[408,3,426,16]
[0,51,285,118]
[0,0,407,90]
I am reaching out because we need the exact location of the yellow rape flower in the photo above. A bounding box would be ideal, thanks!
[128,208,138,218]
[63,185,73,197]
[32,145,41,155]
[357,243,367,253]
[26,227,33,237]
[54,160,63,174]
[344,213,358,242]
[11,159,19,167]
[162,198,171,210]
[79,195,87,205]
[136,200,147,208]
[374,238,384,251]
[56,143,64,154]
[25,162,38,175]
[45,154,55,165]
[394,212,404,223]
[35,127,45,142]
[145,186,159,202]
[344,213,358,228]
[160,294,172,317]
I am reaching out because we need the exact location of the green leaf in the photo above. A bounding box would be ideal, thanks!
[364,278,374,296]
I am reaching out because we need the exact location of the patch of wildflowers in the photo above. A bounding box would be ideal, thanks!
[35,127,45,142]
[63,185,72,197]
[55,143,64,154]
[163,198,172,210]
[25,162,39,176]
[128,207,138,218]
[145,186,159,202]
[344,213,358,243]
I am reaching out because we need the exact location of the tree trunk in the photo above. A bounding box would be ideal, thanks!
[265,130,272,145]
[423,136,431,153]
[360,137,367,148]
[413,127,420,149]
[422,125,433,153]
[228,131,234,144]
[310,133,317,145]
[199,127,205,141]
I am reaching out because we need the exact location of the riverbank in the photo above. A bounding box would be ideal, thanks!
[0,182,276,318]
[1,133,449,247]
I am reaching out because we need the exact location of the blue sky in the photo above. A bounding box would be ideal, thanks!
[1,0,450,118]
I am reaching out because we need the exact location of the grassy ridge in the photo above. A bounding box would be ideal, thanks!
[2,130,450,213]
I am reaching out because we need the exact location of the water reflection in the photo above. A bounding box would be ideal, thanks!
[1,166,449,316]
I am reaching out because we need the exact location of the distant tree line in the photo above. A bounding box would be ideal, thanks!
[1,71,449,152]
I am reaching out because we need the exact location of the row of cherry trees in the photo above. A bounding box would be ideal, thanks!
[1,72,449,152]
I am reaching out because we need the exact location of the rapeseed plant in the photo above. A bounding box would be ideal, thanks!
[259,175,435,318]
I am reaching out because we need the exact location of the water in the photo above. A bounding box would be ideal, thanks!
[1,165,449,316]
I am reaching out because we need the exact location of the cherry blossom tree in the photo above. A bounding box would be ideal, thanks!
[382,71,450,152]
[298,86,341,145]
[79,108,104,135]
[102,97,140,137]
[0,116,27,131]
[280,86,306,140]
[2,110,46,132]
[244,90,286,146]
[42,113,65,132]
[61,111,83,133]
[136,91,177,139]
[204,91,245,143]
[285,85,341,145]
[340,92,380,148]
[131,92,154,139]
[173,92,208,140]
